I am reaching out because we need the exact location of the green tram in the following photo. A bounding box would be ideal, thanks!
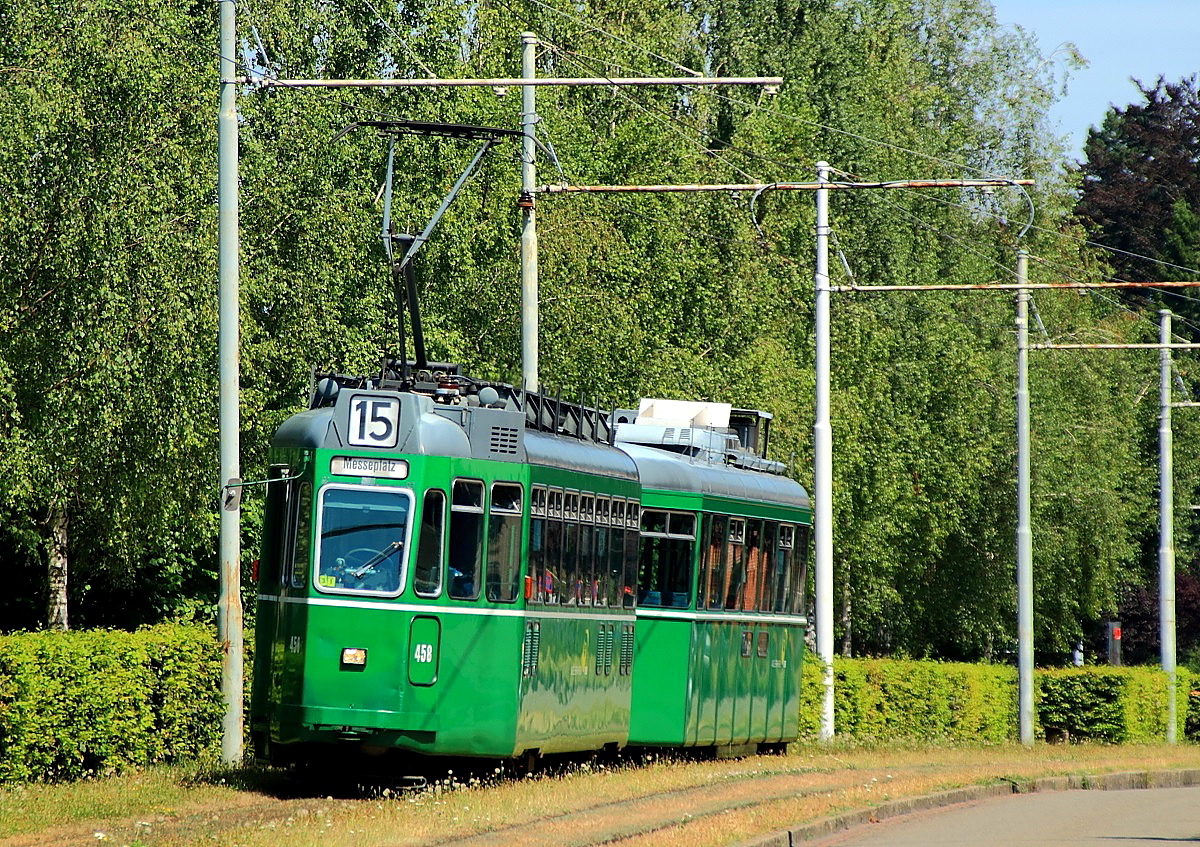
[249,372,810,771]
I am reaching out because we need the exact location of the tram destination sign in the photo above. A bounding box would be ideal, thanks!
[330,455,409,480]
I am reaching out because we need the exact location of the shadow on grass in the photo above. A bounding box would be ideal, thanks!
[187,742,793,802]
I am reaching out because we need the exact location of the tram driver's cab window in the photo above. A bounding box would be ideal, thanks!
[315,485,410,595]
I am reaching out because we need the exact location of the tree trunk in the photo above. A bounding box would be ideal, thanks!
[46,501,68,630]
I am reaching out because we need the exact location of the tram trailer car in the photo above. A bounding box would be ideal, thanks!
[249,372,811,771]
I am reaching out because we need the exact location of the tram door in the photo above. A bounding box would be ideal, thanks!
[275,479,313,724]
[251,470,313,741]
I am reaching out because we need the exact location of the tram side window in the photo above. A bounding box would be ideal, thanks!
[769,523,795,613]
[637,510,695,608]
[532,484,554,597]
[543,489,564,603]
[741,520,764,612]
[791,525,811,615]
[413,490,445,597]
[448,479,485,599]
[724,518,746,609]
[290,483,313,589]
[258,466,291,586]
[485,483,522,602]
[529,517,545,603]
[594,505,612,606]
[702,514,729,610]
[579,495,598,605]
[623,502,640,606]
[614,499,643,604]
[575,491,597,605]
[562,501,580,604]
[606,523,623,606]
[628,520,638,607]
[753,521,776,612]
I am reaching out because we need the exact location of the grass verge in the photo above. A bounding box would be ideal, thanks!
[4,743,1200,847]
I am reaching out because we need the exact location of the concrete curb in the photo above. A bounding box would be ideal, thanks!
[739,768,1200,846]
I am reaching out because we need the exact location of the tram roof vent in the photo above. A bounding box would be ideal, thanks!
[463,406,526,461]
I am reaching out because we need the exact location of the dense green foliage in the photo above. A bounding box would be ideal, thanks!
[0,0,221,628]
[800,658,1194,743]
[0,625,222,783]
[1076,75,1200,290]
[0,0,1197,666]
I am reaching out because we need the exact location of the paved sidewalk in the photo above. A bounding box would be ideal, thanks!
[741,768,1200,846]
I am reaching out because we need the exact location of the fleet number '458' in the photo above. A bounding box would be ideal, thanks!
[413,643,434,663]
[349,396,401,448]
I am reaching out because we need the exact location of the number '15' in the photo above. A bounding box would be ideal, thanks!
[351,398,397,446]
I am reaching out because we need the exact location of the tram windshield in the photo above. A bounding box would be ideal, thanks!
[315,485,411,595]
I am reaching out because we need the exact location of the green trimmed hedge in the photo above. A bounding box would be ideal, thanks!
[0,624,222,782]
[1039,666,1191,742]
[799,658,1017,742]
[1,629,1193,784]
[800,658,1193,744]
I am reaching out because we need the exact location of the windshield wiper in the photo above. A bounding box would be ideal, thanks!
[350,541,403,578]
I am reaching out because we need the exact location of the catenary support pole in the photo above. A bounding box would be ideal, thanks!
[520,32,539,390]
[1015,250,1034,747]
[814,162,834,740]
[217,0,244,763]
[1160,309,1177,743]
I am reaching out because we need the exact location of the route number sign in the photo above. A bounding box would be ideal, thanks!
[349,396,401,448]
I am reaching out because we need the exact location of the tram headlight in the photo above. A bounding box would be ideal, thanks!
[341,647,368,667]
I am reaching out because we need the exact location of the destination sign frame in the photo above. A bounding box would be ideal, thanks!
[330,455,409,480]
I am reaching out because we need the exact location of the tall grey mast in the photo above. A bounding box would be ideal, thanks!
[813,162,834,740]
[217,0,243,764]
[1015,250,1033,746]
[520,33,539,390]
[1159,309,1177,743]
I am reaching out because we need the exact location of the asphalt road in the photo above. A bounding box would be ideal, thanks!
[812,785,1200,845]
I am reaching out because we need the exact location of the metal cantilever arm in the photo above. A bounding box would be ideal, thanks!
[392,139,497,272]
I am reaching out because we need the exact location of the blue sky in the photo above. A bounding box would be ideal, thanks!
[988,0,1200,160]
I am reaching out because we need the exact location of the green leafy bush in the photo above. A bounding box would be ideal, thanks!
[1038,667,1191,742]
[1037,669,1124,741]
[797,654,826,739]
[0,624,222,783]
[830,659,1015,743]
[1187,685,1200,738]
[800,658,1189,744]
